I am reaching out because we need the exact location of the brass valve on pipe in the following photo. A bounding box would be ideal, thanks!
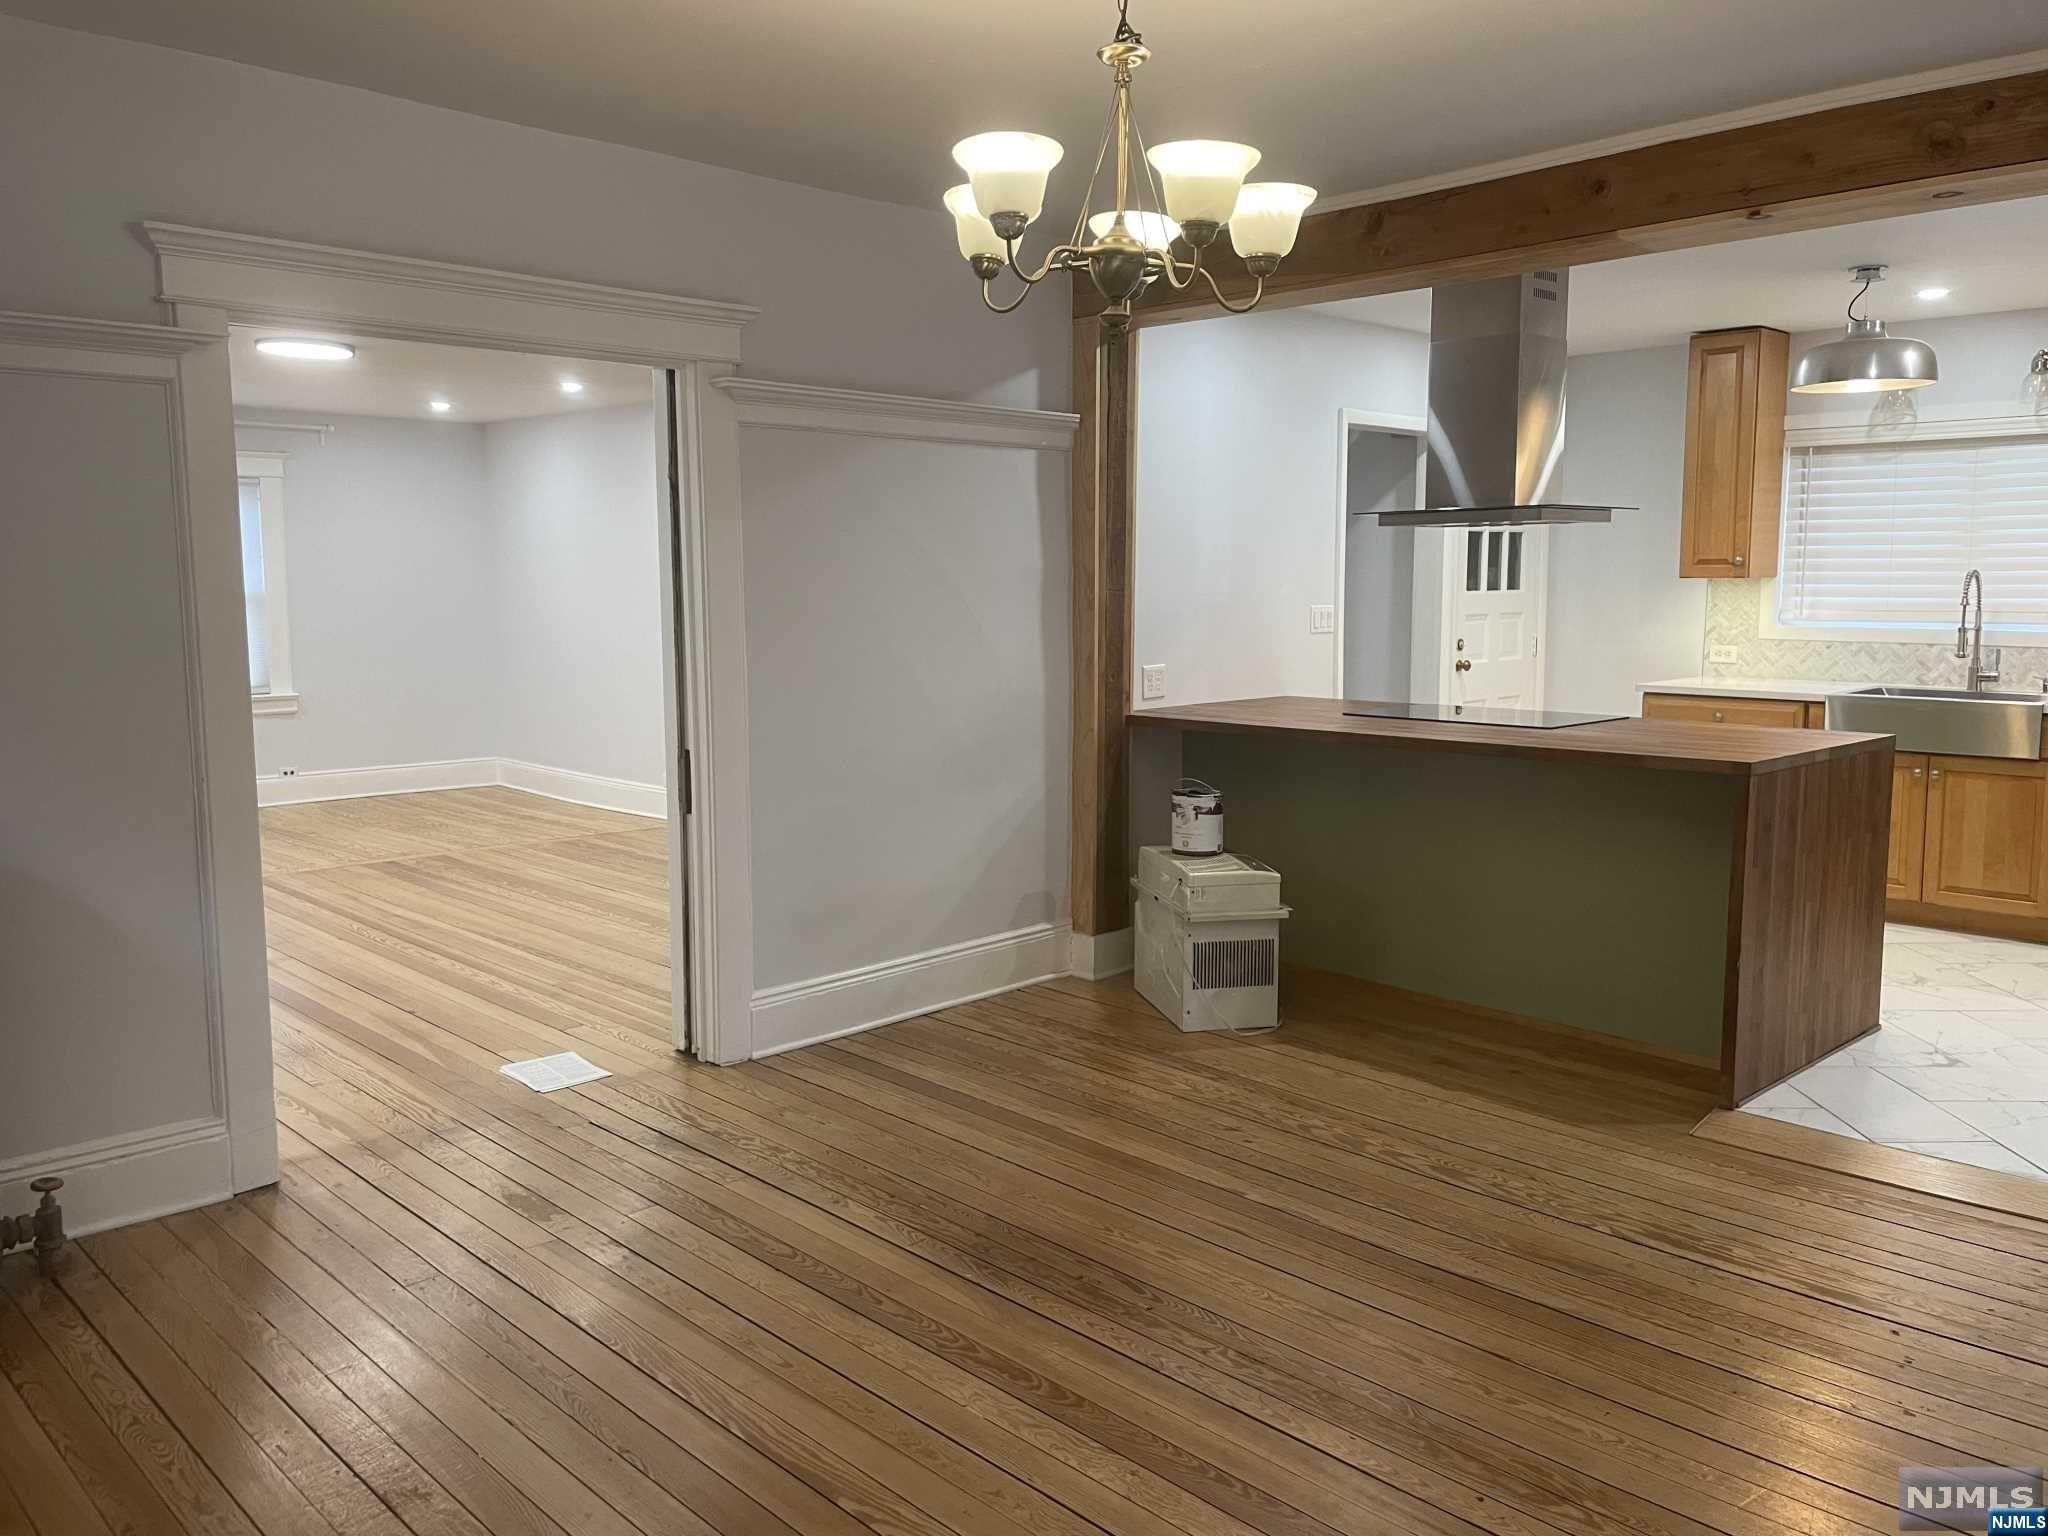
[3,1177,65,1274]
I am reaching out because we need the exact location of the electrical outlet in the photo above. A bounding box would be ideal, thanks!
[278,766,299,777]
[1707,645,1738,666]
[1309,604,1335,635]
[1140,663,1167,701]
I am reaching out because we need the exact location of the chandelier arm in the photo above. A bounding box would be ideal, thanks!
[1004,237,1086,286]
[1198,263,1266,315]
[981,278,1038,315]
[1153,243,1202,292]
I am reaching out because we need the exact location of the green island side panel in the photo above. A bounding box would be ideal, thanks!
[1182,730,1739,1058]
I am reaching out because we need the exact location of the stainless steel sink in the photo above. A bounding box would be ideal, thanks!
[1825,686,2046,759]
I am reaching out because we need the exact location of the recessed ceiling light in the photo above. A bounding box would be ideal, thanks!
[559,378,586,395]
[1916,287,1951,301]
[255,337,355,362]
[428,399,453,413]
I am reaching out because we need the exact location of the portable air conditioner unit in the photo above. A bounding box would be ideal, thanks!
[1132,846,1288,1033]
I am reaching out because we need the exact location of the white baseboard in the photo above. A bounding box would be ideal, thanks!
[1070,925,1134,980]
[256,756,498,806]
[0,1118,233,1241]
[751,921,1071,1058]
[256,755,665,817]
[498,758,668,818]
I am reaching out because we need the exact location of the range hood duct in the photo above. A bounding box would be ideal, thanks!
[1375,268,1630,528]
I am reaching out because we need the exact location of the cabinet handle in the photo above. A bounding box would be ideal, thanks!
[1732,554,1746,568]
[1930,767,1942,781]
[1711,710,1724,722]
[1911,767,1923,780]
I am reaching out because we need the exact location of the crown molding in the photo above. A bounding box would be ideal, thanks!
[0,310,223,355]
[140,221,758,366]
[713,377,1080,450]
[1312,49,2048,217]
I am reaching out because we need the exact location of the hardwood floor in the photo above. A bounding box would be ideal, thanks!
[7,787,2048,1534]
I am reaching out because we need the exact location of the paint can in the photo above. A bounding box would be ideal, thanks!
[1170,779,1224,856]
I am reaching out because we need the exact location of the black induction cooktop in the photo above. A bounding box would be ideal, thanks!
[1343,702,1625,730]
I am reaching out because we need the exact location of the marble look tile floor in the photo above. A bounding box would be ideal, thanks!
[1737,922,2048,1180]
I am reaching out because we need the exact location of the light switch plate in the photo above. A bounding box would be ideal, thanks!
[1309,604,1335,635]
[1140,663,1167,700]
[1707,645,1739,666]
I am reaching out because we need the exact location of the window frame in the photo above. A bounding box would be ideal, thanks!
[237,450,299,715]
[1762,410,2048,644]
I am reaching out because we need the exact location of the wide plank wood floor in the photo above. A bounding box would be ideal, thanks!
[7,787,2048,1534]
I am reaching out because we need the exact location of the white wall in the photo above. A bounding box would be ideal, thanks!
[1343,430,1420,699]
[1548,344,1707,713]
[240,414,502,776]
[487,405,667,787]
[740,427,1069,1014]
[1135,310,1430,707]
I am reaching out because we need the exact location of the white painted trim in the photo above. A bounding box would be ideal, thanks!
[0,1118,233,1242]
[142,222,757,366]
[1312,50,2048,217]
[1069,925,1134,981]
[237,418,334,442]
[751,922,1071,1058]
[237,454,295,699]
[1,311,280,1206]
[250,690,301,717]
[714,377,1081,451]
[141,227,748,1075]
[235,450,288,477]
[1333,409,1429,698]
[498,759,667,818]
[255,757,499,805]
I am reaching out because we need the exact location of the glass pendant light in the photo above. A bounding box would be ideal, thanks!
[1228,183,1317,264]
[1086,209,1182,249]
[1790,266,1939,394]
[1145,140,1260,228]
[951,132,1065,233]
[2023,350,2048,414]
[944,185,1004,264]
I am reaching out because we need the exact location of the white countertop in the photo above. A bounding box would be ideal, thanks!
[1639,675,1872,703]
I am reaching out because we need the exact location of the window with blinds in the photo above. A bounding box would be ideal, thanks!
[238,477,272,692]
[1778,432,2048,629]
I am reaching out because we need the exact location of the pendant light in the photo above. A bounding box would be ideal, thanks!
[1790,266,1938,394]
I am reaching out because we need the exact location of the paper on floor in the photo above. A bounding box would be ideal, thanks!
[499,1052,611,1092]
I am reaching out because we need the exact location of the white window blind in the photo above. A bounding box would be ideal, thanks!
[1779,433,2048,629]
[238,478,272,692]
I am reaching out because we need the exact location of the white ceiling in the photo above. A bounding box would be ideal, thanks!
[7,1,2047,211]
[228,328,651,422]
[1315,195,2048,355]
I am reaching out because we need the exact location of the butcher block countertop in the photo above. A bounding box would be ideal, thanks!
[1129,696,1892,776]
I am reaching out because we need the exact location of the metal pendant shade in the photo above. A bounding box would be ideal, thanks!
[1790,266,1938,395]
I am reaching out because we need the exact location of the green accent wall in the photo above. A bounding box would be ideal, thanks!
[1181,731,1740,1057]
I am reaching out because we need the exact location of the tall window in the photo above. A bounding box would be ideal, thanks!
[1778,431,2048,631]
[236,451,297,713]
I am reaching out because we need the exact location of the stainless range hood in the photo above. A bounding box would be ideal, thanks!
[1375,268,1630,527]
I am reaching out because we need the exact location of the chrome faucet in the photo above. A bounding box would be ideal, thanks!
[1957,568,2001,692]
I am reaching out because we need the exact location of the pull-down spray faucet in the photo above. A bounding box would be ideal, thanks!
[1957,569,2001,693]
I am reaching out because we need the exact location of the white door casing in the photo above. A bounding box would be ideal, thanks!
[1443,526,1549,709]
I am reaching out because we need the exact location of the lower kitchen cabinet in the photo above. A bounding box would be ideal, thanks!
[1887,753,1928,901]
[1640,692,1809,728]
[1918,755,2048,917]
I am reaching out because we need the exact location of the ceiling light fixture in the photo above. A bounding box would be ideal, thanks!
[1790,266,1939,395]
[942,0,1312,331]
[1916,287,1951,301]
[559,379,585,394]
[428,399,453,413]
[255,337,355,362]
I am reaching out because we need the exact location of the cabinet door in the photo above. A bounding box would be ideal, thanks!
[1921,756,2048,916]
[1641,692,1807,728]
[1887,753,1928,901]
[1679,328,1789,579]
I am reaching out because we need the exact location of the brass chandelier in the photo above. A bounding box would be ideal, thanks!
[943,0,1315,331]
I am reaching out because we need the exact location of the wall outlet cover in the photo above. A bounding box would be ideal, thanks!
[1309,604,1335,635]
[278,766,299,777]
[1707,645,1739,666]
[1140,663,1167,701]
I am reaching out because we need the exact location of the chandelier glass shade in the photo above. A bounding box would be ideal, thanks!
[943,4,1313,330]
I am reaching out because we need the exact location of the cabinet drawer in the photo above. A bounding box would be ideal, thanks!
[1641,693,1808,728]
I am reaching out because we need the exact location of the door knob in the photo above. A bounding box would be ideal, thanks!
[1455,658,1472,673]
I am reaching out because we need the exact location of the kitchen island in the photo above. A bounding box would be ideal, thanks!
[1129,697,1894,1104]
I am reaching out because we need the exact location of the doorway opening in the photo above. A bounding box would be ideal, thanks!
[226,325,695,1064]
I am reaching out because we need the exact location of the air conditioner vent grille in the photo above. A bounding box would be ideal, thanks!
[1191,937,1276,991]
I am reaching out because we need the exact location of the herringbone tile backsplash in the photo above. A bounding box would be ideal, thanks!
[1703,581,2048,690]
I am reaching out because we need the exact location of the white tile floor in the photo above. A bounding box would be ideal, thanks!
[1737,922,2048,1179]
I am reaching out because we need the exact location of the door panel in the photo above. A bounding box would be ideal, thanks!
[1887,753,1928,901]
[1450,527,1546,709]
[1922,755,2048,916]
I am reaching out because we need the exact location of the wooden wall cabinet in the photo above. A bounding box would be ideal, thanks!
[1678,327,1789,579]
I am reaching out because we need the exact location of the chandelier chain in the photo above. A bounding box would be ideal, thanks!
[1112,0,1141,46]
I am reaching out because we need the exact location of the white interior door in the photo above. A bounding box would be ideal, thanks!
[1446,527,1548,709]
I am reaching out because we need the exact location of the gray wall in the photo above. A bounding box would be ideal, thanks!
[241,414,502,776]
[488,405,668,785]
[1343,429,1419,700]
[740,429,1068,995]
[1135,310,1430,708]
[1549,344,1707,713]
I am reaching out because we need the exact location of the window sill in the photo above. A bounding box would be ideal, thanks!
[252,691,301,718]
